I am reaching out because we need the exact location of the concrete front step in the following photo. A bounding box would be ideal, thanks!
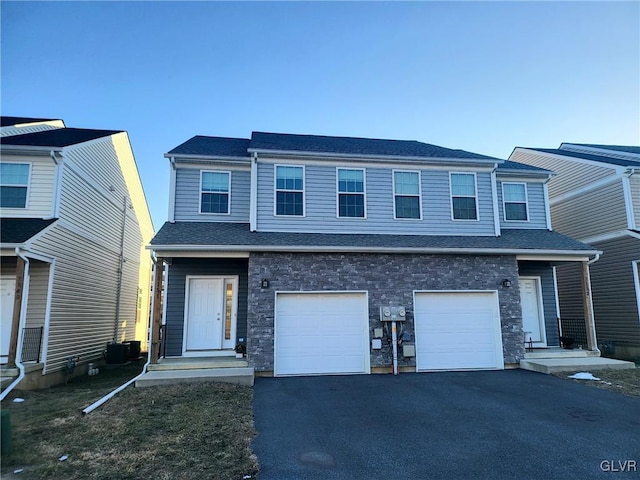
[147,357,248,371]
[523,349,599,359]
[520,357,636,374]
[135,367,254,388]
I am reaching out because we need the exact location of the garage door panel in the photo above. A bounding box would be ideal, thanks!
[275,292,369,376]
[415,292,503,371]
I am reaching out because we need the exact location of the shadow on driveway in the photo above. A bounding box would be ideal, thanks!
[252,370,639,480]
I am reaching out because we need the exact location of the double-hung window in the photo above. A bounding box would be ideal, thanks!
[275,165,304,216]
[450,172,478,220]
[200,171,230,214]
[0,163,30,208]
[393,170,421,219]
[502,182,529,221]
[337,168,366,218]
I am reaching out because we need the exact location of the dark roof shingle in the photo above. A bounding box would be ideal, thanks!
[0,218,57,244]
[523,148,640,167]
[150,222,595,253]
[568,144,640,155]
[0,128,122,148]
[0,116,59,127]
[167,136,251,157]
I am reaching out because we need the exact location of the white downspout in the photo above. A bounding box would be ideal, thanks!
[168,157,176,223]
[82,251,157,415]
[249,152,258,232]
[0,249,31,401]
[490,165,501,237]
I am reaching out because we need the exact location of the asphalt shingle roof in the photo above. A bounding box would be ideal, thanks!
[0,218,57,244]
[0,116,59,127]
[568,144,640,155]
[151,222,595,253]
[0,128,122,148]
[167,136,251,157]
[250,131,499,160]
[523,148,640,167]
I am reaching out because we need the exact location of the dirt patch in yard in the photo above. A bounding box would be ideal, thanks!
[552,367,640,398]
[1,364,258,480]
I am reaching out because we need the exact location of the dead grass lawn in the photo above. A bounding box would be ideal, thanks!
[1,364,258,480]
[553,366,640,398]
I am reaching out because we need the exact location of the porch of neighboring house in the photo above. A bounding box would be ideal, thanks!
[518,259,636,374]
[1,255,49,390]
[135,255,255,387]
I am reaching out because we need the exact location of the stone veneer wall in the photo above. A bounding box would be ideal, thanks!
[247,252,524,373]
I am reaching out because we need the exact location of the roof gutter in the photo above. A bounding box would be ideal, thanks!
[246,148,503,166]
[148,243,600,257]
[0,248,30,401]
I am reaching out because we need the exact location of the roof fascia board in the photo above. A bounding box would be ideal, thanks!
[148,244,598,257]
[495,173,551,182]
[518,147,626,174]
[579,229,637,245]
[165,153,250,162]
[255,156,497,172]
[0,145,61,155]
[248,148,503,166]
[561,143,640,161]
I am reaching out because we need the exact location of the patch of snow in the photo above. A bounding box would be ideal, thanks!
[14,469,24,474]
[568,372,600,381]
[58,455,68,462]
[12,398,24,403]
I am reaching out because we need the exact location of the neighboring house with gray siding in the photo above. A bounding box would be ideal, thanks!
[510,143,640,359]
[0,117,154,388]
[149,132,599,377]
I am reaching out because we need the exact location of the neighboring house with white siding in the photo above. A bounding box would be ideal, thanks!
[0,117,154,388]
[146,132,608,379]
[509,143,640,360]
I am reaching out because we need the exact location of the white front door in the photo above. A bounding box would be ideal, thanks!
[520,277,547,346]
[184,277,237,354]
[1,277,16,361]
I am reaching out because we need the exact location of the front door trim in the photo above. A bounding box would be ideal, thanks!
[182,275,238,357]
[519,276,547,347]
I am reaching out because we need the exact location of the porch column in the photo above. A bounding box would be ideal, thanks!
[581,261,599,352]
[7,256,26,368]
[150,257,164,364]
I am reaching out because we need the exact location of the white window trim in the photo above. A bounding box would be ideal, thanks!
[0,161,31,209]
[502,182,530,222]
[336,167,367,219]
[449,172,479,221]
[392,169,423,220]
[273,164,306,217]
[199,170,231,215]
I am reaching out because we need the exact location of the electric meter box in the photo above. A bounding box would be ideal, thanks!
[379,306,407,322]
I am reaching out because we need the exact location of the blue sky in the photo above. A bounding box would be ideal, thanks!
[2,1,638,229]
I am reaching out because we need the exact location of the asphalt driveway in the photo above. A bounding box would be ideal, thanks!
[252,370,639,480]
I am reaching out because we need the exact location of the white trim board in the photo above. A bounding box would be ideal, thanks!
[632,260,640,323]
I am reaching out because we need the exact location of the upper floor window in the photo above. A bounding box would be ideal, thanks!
[337,168,366,218]
[200,171,230,214]
[393,170,421,220]
[0,163,30,208]
[502,182,529,221]
[450,172,478,220]
[275,165,304,216]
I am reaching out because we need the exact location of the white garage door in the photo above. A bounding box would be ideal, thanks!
[275,292,370,376]
[414,291,504,371]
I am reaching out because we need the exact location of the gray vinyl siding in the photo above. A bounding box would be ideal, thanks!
[0,154,56,218]
[555,262,584,324]
[497,181,547,230]
[550,180,628,240]
[509,149,617,198]
[174,167,250,222]
[517,262,559,346]
[589,236,640,348]
[164,258,248,357]
[256,163,495,235]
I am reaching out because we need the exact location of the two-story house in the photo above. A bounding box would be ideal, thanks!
[510,143,640,360]
[148,132,602,378]
[0,117,154,389]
